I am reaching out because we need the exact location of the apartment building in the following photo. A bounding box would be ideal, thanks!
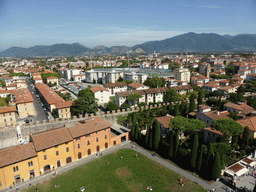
[128,82,149,91]
[144,87,168,105]
[170,85,193,95]
[123,72,148,84]
[115,90,146,107]
[174,66,190,83]
[0,106,16,128]
[15,88,35,118]
[90,86,110,105]
[104,82,127,96]
[85,69,124,84]
[46,77,59,85]
[54,101,73,119]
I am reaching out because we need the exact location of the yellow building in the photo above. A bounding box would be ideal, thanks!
[0,143,40,189]
[0,106,16,128]
[31,128,75,173]
[15,88,35,118]
[46,76,59,85]
[54,101,73,119]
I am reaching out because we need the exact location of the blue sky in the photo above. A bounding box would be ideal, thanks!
[0,0,256,51]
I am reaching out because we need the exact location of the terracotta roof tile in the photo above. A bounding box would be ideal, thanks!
[90,86,109,93]
[54,101,73,109]
[104,82,127,88]
[68,117,112,138]
[155,115,173,128]
[31,127,73,151]
[144,87,168,94]
[116,90,146,97]
[0,143,37,168]
[170,85,193,91]
[14,88,34,104]
[237,116,256,132]
[204,127,223,136]
[128,82,146,89]
[0,106,16,114]
[228,163,245,173]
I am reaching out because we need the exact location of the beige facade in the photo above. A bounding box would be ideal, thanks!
[174,67,191,82]
[0,106,16,128]
[16,102,35,118]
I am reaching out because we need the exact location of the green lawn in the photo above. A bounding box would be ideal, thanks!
[23,149,205,192]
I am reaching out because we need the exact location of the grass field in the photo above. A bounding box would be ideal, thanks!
[22,149,205,192]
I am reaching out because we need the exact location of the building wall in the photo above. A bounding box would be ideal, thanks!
[36,141,75,173]
[0,111,16,128]
[107,86,127,97]
[73,128,111,160]
[0,156,40,189]
[17,102,35,118]
[47,78,59,85]
[196,114,212,127]
[110,132,129,146]
[57,107,71,119]
[94,91,110,105]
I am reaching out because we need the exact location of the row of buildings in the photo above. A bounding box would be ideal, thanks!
[0,117,129,190]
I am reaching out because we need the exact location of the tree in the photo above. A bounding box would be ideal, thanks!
[145,127,150,146]
[197,90,204,105]
[173,131,179,159]
[229,79,234,85]
[131,115,137,140]
[126,93,142,105]
[188,119,206,132]
[174,104,180,116]
[105,102,119,112]
[229,93,244,103]
[197,144,204,173]
[242,126,250,149]
[189,93,196,112]
[206,142,213,168]
[212,119,243,139]
[190,134,199,170]
[149,127,153,149]
[163,89,181,103]
[144,77,166,88]
[78,88,94,97]
[152,120,161,151]
[71,95,98,116]
[211,152,221,181]
[228,112,239,120]
[0,81,6,87]
[135,123,140,142]
[169,116,189,133]
[168,131,174,159]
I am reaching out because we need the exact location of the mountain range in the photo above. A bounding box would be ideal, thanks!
[1,32,256,57]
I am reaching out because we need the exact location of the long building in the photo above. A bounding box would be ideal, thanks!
[0,117,129,190]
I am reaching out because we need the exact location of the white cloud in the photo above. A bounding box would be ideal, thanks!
[197,5,221,9]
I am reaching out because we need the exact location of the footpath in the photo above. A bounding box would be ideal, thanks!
[3,141,228,192]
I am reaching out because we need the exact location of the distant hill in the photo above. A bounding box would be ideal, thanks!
[1,32,256,57]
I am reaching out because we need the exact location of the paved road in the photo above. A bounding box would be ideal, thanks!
[3,141,229,192]
[25,78,48,123]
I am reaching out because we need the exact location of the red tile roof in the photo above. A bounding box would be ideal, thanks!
[237,116,256,132]
[54,101,73,109]
[104,82,127,88]
[90,86,109,93]
[155,115,173,128]
[14,88,34,104]
[128,82,146,89]
[31,127,73,151]
[0,106,16,114]
[0,143,37,168]
[68,117,112,138]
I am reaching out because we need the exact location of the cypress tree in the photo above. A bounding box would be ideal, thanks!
[149,127,153,150]
[189,93,196,112]
[198,90,203,105]
[135,123,139,142]
[145,126,150,146]
[153,120,161,151]
[206,142,213,168]
[211,152,221,181]
[242,126,250,148]
[173,131,179,159]
[174,104,180,116]
[197,144,204,173]
[131,114,137,140]
[190,134,199,170]
[168,131,174,159]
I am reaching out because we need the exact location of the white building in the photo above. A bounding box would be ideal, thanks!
[174,66,190,83]
[202,84,220,92]
[115,90,146,107]
[104,82,127,97]
[85,69,124,84]
[128,82,150,91]
[90,86,110,105]
[123,72,148,84]
[144,87,168,105]
[63,69,81,80]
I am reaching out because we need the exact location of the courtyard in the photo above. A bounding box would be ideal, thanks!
[22,149,205,192]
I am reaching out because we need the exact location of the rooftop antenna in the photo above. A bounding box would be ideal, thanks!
[127,51,130,72]
[186,53,188,68]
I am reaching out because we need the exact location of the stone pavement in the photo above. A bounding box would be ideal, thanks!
[3,141,231,192]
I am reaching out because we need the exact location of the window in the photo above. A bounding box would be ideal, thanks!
[87,140,90,145]
[96,137,99,142]
[4,119,6,122]
[9,112,11,116]
[65,109,67,112]
[66,147,69,152]
[65,142,68,145]
[56,151,59,156]
[0,181,1,187]
[96,131,98,135]
[10,118,12,121]
[55,145,58,148]
[3,113,5,117]
[105,135,107,139]
[28,161,33,167]
[77,144,80,149]
[13,166,19,172]
[43,149,46,152]
[76,137,80,141]
[86,134,90,138]
[61,109,63,113]
[104,129,107,132]
[43,155,47,160]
